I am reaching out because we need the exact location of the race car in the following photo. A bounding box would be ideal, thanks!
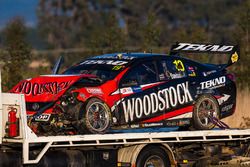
[11,43,239,135]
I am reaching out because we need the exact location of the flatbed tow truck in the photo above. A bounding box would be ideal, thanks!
[0,75,250,167]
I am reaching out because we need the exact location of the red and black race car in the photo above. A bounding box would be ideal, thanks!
[11,43,239,135]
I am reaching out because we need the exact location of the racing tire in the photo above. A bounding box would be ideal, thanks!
[80,98,111,134]
[136,145,171,167]
[193,94,220,130]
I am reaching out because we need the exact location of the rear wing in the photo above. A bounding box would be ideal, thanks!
[170,42,240,67]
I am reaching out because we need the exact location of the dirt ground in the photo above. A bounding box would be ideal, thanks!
[222,89,250,128]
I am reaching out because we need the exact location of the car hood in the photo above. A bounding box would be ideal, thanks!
[10,74,95,102]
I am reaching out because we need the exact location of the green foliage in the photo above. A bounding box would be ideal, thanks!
[0,18,31,91]
[86,14,126,53]
[141,13,161,51]
[232,0,250,89]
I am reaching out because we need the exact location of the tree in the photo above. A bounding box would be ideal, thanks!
[141,13,161,51]
[37,0,120,49]
[232,0,250,89]
[1,18,31,91]
[86,13,126,53]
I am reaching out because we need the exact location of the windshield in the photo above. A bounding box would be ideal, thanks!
[63,59,128,83]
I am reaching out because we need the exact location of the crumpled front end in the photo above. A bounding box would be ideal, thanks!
[10,74,99,135]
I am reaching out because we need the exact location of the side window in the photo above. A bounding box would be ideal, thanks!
[120,61,157,87]
[157,59,186,80]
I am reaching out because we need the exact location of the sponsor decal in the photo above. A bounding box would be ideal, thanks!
[221,104,233,112]
[142,122,163,127]
[165,119,190,126]
[111,125,129,130]
[132,86,142,93]
[112,65,124,70]
[203,70,217,77]
[173,43,234,52]
[120,87,133,95]
[80,60,128,66]
[188,72,196,77]
[122,82,193,123]
[178,119,190,126]
[159,74,165,80]
[165,121,177,126]
[200,76,226,89]
[217,94,231,105]
[27,114,50,121]
[170,73,184,79]
[86,87,103,94]
[130,124,140,128]
[14,81,71,96]
[94,55,135,60]
[231,52,238,63]
[187,66,196,77]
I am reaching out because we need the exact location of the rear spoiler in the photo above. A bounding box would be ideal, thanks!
[170,42,240,67]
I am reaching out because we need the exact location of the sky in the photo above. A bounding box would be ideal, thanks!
[0,0,38,29]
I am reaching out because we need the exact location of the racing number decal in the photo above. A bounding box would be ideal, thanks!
[173,60,185,71]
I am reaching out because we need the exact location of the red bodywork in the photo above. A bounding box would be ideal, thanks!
[10,69,127,116]
[11,75,84,102]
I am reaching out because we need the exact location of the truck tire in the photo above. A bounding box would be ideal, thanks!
[80,98,111,134]
[136,145,171,167]
[193,94,219,130]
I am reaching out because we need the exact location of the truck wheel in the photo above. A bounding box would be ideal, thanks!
[193,95,219,130]
[81,98,111,134]
[136,145,171,167]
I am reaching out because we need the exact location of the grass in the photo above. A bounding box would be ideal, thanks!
[222,89,250,128]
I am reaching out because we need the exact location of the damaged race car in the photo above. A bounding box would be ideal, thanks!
[11,43,239,135]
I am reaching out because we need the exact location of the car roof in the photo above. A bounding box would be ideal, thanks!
[92,52,218,70]
[90,52,196,64]
[91,52,177,60]
[78,52,216,72]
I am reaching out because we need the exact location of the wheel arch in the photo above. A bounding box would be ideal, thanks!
[193,93,220,107]
[79,96,109,115]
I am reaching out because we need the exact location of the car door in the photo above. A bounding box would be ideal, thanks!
[116,60,161,125]
[143,57,196,123]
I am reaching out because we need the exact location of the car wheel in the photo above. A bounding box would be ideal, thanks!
[136,145,171,167]
[82,98,111,134]
[193,94,219,130]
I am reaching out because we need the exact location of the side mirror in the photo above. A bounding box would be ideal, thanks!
[52,56,64,74]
